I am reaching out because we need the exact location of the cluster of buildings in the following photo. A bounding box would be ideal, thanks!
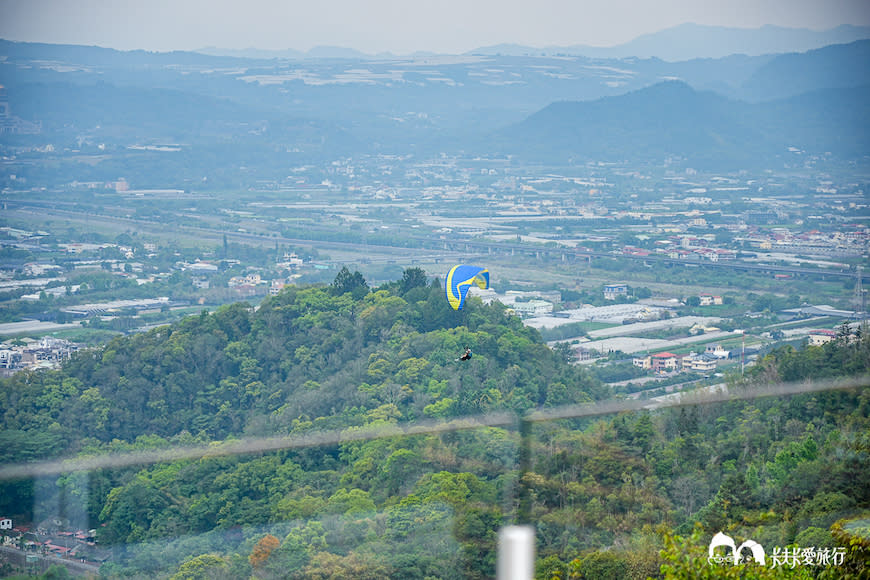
[226,273,288,297]
[622,242,737,262]
[618,226,865,265]
[482,289,561,317]
[183,253,304,296]
[632,344,732,375]
[0,336,78,376]
[738,227,869,258]
[1,516,107,566]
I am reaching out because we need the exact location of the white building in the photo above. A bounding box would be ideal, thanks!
[807,329,837,346]
[185,261,219,273]
[510,299,553,318]
[683,352,718,372]
[704,344,730,359]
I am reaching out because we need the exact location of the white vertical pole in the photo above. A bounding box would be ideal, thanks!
[497,525,535,580]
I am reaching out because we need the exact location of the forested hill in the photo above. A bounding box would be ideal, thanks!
[1,271,868,578]
[0,268,605,460]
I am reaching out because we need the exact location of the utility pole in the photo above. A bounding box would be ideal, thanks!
[496,417,535,580]
[855,266,867,341]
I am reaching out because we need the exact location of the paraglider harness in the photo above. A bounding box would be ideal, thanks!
[458,347,472,361]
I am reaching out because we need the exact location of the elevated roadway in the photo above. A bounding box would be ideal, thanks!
[6,200,866,282]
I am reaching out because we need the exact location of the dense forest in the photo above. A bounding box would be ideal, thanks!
[0,268,868,579]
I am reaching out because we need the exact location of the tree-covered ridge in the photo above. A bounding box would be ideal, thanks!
[0,271,867,579]
[92,334,870,578]
[749,323,870,384]
[534,333,870,579]
[0,269,604,455]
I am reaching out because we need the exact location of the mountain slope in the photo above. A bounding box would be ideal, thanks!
[741,39,870,101]
[490,80,869,167]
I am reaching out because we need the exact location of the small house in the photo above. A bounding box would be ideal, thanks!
[603,283,628,301]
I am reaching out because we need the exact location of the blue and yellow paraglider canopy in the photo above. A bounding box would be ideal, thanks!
[445,265,490,310]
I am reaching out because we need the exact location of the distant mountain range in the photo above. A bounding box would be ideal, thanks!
[194,23,870,62]
[470,23,870,61]
[1,32,867,172]
[489,80,869,167]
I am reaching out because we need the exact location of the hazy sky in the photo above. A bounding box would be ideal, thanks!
[2,0,869,54]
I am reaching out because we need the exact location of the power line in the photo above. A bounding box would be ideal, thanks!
[0,374,866,481]
[0,413,514,480]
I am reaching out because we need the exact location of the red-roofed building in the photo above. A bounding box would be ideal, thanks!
[808,329,837,347]
[651,352,680,373]
[48,544,73,556]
